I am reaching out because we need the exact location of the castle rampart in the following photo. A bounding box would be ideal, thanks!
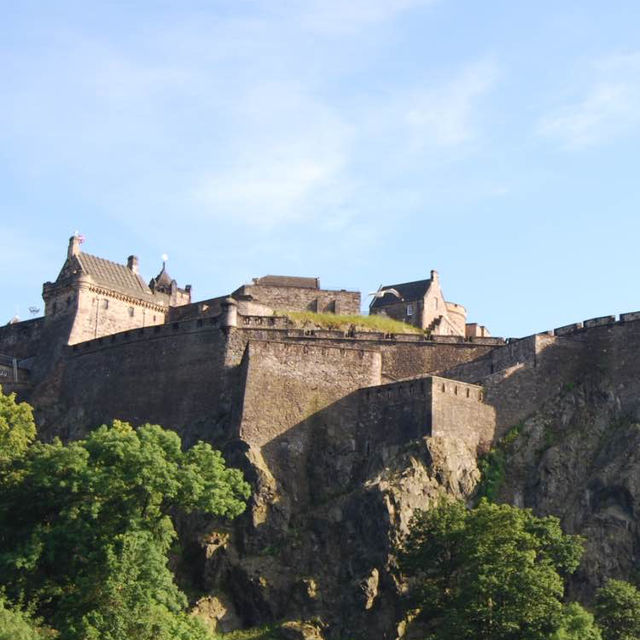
[440,310,640,434]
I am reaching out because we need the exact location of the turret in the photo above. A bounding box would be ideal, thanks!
[221,297,238,328]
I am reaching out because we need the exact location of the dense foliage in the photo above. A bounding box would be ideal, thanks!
[0,593,49,640]
[595,579,640,640]
[400,499,590,640]
[0,386,36,461]
[0,387,250,640]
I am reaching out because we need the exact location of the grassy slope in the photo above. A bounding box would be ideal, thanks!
[278,311,422,335]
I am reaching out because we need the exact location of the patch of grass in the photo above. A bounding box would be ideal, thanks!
[476,423,522,502]
[278,311,423,335]
[219,624,281,639]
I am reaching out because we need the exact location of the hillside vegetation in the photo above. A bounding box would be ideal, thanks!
[278,311,423,334]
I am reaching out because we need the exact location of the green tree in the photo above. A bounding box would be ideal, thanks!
[0,417,250,640]
[595,579,640,640]
[0,593,49,640]
[400,499,585,640]
[0,386,36,462]
[552,602,602,640]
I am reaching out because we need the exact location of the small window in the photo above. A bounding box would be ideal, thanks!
[128,307,134,317]
[102,299,109,310]
[435,298,438,309]
[406,304,414,316]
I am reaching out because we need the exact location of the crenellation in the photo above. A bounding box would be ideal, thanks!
[583,315,616,328]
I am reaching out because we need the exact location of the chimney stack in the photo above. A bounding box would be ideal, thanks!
[430,269,439,283]
[127,255,139,274]
[68,236,81,259]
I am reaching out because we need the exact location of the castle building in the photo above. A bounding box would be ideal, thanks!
[369,270,490,337]
[42,235,191,345]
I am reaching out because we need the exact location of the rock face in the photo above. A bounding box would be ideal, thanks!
[191,434,481,639]
[498,378,640,602]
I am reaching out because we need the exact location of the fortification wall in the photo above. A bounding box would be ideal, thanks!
[430,376,495,449]
[29,318,242,444]
[0,317,46,360]
[235,316,501,380]
[239,340,381,448]
[441,312,640,435]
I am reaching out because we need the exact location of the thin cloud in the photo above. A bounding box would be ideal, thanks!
[191,83,354,227]
[537,52,640,149]
[291,0,439,34]
[405,59,499,148]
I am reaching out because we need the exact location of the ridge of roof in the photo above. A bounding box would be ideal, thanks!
[369,278,432,309]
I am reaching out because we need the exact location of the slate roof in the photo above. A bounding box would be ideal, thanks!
[253,275,320,289]
[54,253,161,302]
[369,278,432,310]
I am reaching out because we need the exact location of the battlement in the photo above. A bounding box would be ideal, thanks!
[243,339,379,363]
[67,311,505,356]
[506,310,640,342]
[362,375,484,403]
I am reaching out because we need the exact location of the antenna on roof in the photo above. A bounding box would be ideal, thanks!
[28,306,40,316]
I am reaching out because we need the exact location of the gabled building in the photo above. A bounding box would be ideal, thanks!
[42,235,191,344]
[369,270,490,337]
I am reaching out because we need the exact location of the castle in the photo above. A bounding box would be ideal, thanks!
[1,236,501,452]
[4,237,640,636]
[4,235,634,453]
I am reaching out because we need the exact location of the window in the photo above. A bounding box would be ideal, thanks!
[128,307,135,317]
[406,304,414,316]
[435,298,438,309]
[102,299,109,310]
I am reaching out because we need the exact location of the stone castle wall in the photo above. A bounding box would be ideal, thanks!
[441,312,640,435]
[430,376,495,449]
[239,340,382,449]
[15,312,502,442]
[0,317,46,360]
[29,319,239,443]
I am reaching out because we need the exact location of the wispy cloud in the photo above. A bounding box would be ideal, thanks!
[190,83,353,227]
[290,0,439,35]
[537,52,640,149]
[405,59,499,148]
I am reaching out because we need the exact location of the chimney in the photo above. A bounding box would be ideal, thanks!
[68,235,81,259]
[430,269,439,283]
[127,255,139,274]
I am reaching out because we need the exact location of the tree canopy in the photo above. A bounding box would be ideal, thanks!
[0,386,36,462]
[400,499,588,640]
[0,386,250,640]
[595,579,640,640]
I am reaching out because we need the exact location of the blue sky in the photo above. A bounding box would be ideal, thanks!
[2,0,640,338]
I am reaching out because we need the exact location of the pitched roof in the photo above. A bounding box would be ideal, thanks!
[53,253,161,302]
[253,275,320,289]
[369,278,432,310]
